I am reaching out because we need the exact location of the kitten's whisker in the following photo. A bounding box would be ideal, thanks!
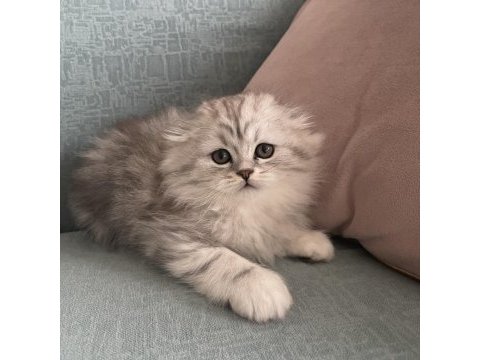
[259,163,280,174]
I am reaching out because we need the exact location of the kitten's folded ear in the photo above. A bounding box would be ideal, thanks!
[163,108,193,143]
[196,98,221,117]
[286,107,318,131]
[291,107,326,152]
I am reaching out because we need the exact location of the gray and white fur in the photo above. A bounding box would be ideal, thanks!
[70,92,334,322]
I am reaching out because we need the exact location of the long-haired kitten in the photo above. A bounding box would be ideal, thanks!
[70,92,334,322]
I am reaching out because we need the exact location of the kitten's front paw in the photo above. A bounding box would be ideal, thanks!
[228,268,293,323]
[292,231,335,262]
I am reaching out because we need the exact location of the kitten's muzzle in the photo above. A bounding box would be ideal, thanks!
[237,169,253,181]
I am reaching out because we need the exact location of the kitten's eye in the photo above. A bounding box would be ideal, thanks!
[255,143,275,159]
[211,149,231,164]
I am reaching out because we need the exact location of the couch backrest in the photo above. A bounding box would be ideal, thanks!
[61,0,304,232]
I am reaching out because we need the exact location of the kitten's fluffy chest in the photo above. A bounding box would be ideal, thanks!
[208,201,287,263]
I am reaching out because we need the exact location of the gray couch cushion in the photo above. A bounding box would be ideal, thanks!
[61,0,304,232]
[61,231,419,359]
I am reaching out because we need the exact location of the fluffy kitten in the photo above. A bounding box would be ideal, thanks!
[70,92,334,322]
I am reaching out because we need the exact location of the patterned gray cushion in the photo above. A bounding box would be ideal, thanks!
[61,231,420,359]
[61,0,304,231]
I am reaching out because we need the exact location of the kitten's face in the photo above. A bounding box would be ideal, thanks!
[161,93,324,208]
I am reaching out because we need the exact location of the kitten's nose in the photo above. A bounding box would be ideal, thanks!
[237,169,253,181]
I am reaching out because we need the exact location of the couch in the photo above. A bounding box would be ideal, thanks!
[61,1,419,358]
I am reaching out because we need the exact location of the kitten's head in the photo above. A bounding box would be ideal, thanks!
[161,93,324,209]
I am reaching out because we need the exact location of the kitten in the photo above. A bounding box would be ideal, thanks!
[70,92,334,322]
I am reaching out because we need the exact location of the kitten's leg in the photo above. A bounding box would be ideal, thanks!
[141,227,293,322]
[281,226,335,262]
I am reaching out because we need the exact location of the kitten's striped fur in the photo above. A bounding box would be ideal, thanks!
[70,92,334,322]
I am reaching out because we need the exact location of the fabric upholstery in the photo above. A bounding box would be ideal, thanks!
[61,231,419,359]
[246,0,419,278]
[60,0,305,232]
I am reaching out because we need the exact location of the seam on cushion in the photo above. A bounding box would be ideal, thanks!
[368,252,419,281]
[332,69,378,234]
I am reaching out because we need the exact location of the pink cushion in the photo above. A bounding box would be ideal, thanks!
[246,0,419,278]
